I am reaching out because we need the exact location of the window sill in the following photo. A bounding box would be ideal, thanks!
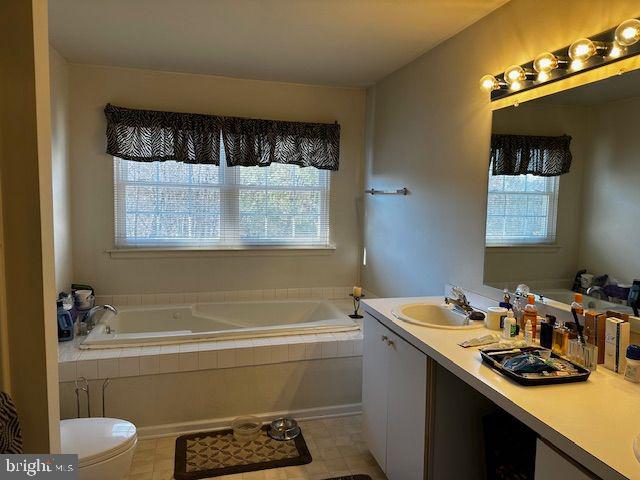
[106,245,337,259]
[485,244,562,254]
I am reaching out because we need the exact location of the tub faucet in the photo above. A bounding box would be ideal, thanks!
[85,304,117,332]
[586,286,608,300]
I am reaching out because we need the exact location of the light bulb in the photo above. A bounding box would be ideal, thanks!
[504,65,526,84]
[537,71,550,82]
[615,18,640,46]
[571,59,584,70]
[569,38,597,61]
[479,74,499,92]
[609,44,623,58]
[510,81,522,91]
[533,52,559,73]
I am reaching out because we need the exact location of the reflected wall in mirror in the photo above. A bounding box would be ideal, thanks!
[483,68,640,316]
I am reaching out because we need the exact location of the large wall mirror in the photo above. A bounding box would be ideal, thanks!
[483,68,640,317]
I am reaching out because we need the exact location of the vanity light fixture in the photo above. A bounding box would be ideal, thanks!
[568,38,608,65]
[533,52,568,81]
[615,18,640,46]
[504,65,533,85]
[608,44,624,59]
[481,17,640,100]
[479,74,502,92]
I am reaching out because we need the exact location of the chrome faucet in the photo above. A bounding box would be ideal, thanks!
[445,286,474,316]
[85,304,117,333]
[586,286,607,300]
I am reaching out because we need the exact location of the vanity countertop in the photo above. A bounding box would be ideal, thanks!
[363,296,640,480]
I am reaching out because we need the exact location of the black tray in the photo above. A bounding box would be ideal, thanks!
[480,346,591,386]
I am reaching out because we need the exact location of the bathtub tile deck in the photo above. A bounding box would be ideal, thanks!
[59,329,362,382]
[124,415,386,480]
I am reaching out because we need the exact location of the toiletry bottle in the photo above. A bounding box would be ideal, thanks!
[522,295,538,339]
[499,289,513,310]
[524,318,533,344]
[502,310,517,339]
[624,345,640,383]
[571,293,584,315]
[552,323,569,356]
[540,315,555,349]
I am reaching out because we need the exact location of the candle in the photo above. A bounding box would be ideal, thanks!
[353,286,362,298]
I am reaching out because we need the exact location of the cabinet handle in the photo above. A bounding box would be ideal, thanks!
[381,335,388,342]
[387,340,395,347]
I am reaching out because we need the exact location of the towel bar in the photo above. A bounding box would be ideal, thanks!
[365,187,408,195]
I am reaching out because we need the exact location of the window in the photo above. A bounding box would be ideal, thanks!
[485,166,559,246]
[114,153,331,248]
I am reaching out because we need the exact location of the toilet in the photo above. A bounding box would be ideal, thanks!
[61,417,137,480]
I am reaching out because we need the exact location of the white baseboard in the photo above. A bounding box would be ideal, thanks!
[136,403,362,439]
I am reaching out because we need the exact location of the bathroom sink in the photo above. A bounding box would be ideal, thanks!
[392,303,484,330]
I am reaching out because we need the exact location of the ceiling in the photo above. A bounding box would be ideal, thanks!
[48,0,507,87]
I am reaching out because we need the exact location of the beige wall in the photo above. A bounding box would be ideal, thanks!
[362,0,640,298]
[579,96,640,284]
[0,0,60,452]
[50,47,73,293]
[67,64,365,295]
[484,103,589,289]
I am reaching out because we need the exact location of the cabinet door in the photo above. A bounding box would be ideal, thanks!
[385,329,428,480]
[362,313,390,471]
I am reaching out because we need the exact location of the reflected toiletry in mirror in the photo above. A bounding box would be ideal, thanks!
[482,68,640,318]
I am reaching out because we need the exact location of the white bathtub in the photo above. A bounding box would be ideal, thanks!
[81,299,358,349]
[538,288,635,314]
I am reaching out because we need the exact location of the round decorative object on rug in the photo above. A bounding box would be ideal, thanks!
[268,417,301,441]
[231,416,261,443]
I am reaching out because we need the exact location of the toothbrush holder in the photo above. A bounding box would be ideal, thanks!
[567,339,598,371]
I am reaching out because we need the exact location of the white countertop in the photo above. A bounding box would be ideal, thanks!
[363,296,640,480]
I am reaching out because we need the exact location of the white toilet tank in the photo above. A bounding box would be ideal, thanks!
[61,417,137,480]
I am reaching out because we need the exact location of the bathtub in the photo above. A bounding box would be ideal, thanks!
[80,299,358,349]
[538,288,635,314]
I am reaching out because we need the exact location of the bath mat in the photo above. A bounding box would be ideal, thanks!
[323,476,372,480]
[174,425,311,479]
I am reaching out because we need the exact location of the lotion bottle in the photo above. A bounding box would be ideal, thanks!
[523,295,538,339]
[502,310,517,339]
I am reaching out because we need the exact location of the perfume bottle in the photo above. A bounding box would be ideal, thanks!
[552,324,569,356]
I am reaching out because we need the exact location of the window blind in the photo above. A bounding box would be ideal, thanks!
[486,167,559,246]
[114,150,331,248]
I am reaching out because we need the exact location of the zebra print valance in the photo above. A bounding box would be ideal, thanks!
[104,104,340,171]
[490,133,572,177]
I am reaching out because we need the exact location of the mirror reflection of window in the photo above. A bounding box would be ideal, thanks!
[486,170,559,246]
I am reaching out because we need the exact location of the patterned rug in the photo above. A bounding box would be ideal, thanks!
[174,425,311,479]
[324,476,371,480]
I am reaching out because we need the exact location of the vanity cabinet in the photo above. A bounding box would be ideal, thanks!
[362,312,429,480]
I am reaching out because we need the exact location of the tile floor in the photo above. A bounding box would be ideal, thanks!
[125,415,386,480]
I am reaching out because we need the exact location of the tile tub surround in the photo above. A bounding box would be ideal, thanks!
[92,286,377,308]
[59,355,362,431]
[125,415,386,480]
[59,330,363,381]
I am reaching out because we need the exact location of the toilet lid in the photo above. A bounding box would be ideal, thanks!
[61,418,137,467]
